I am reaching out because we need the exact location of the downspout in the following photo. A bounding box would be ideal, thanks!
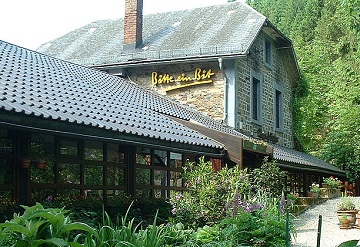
[218,57,228,124]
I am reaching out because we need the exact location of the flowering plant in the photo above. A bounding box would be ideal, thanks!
[310,183,320,193]
[0,196,19,212]
[323,176,341,189]
[287,193,298,201]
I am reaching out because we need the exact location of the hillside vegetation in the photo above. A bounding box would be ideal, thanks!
[248,0,360,180]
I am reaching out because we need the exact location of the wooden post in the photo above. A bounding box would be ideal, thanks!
[239,138,243,169]
[317,215,322,247]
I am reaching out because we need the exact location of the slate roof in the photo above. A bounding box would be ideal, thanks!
[0,40,344,175]
[274,145,345,176]
[0,40,226,150]
[36,1,296,73]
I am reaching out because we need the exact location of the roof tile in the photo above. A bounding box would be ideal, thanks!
[0,40,223,149]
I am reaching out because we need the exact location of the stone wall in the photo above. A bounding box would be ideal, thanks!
[126,32,296,148]
[236,32,294,148]
[128,61,225,121]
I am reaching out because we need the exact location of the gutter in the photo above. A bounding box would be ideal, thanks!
[90,53,248,70]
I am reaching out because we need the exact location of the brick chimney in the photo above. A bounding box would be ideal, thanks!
[123,0,143,51]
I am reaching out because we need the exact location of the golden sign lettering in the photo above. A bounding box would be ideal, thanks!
[152,68,215,90]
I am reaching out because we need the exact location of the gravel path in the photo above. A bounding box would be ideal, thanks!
[292,197,360,247]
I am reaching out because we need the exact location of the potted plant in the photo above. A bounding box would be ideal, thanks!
[337,196,358,226]
[309,183,320,198]
[340,215,351,229]
[323,176,341,190]
[286,192,298,205]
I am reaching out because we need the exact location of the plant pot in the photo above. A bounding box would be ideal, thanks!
[36,161,47,169]
[337,210,358,226]
[20,159,31,168]
[356,214,360,229]
[340,218,351,229]
[308,192,319,198]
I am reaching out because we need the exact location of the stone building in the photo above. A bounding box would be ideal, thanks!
[36,1,345,196]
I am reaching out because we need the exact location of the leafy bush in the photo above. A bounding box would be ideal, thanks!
[251,158,287,198]
[0,203,96,247]
[323,176,341,189]
[310,183,321,193]
[219,211,287,246]
[338,196,356,211]
[170,157,250,228]
[105,196,172,227]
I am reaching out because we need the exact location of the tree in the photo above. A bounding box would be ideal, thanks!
[248,0,360,179]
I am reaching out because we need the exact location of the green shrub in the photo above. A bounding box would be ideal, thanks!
[0,203,96,246]
[170,157,251,228]
[251,158,287,198]
[105,196,172,227]
[219,211,287,247]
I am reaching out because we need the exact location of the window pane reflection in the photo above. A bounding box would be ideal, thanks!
[59,163,80,184]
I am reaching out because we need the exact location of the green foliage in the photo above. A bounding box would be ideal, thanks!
[219,210,287,246]
[170,157,250,228]
[337,239,360,247]
[251,158,287,198]
[0,203,96,247]
[338,196,356,211]
[310,183,321,193]
[323,176,341,189]
[249,0,360,179]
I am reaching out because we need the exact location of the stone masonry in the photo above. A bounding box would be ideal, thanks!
[127,32,295,148]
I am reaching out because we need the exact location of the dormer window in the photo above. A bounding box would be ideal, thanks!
[264,38,273,67]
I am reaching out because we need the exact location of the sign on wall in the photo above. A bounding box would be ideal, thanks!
[151,68,215,92]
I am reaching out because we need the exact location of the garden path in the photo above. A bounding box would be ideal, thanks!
[292,197,360,247]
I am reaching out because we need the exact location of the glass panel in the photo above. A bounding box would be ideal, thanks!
[85,165,103,185]
[0,159,13,184]
[59,163,81,184]
[30,135,55,164]
[136,147,151,165]
[135,189,150,198]
[183,154,196,164]
[136,168,150,185]
[84,141,103,161]
[30,160,55,183]
[0,138,12,154]
[107,144,125,163]
[30,189,55,205]
[154,170,167,186]
[107,166,125,186]
[55,189,81,207]
[170,152,182,168]
[154,189,167,198]
[154,150,167,167]
[85,189,103,199]
[60,139,78,156]
[170,171,183,187]
[107,190,126,199]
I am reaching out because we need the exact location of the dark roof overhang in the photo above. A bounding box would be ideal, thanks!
[0,111,225,158]
[171,117,272,164]
[277,160,346,178]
